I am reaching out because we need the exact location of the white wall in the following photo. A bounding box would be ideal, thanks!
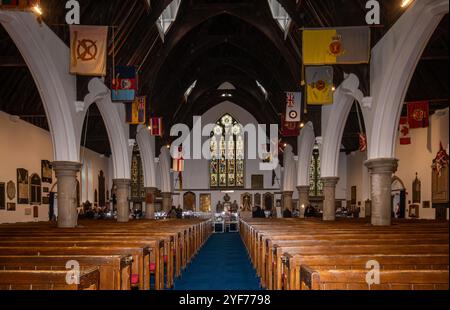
[394,109,449,220]
[336,152,347,200]
[345,109,449,220]
[0,111,111,224]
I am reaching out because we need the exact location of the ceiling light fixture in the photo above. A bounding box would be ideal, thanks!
[32,4,43,15]
[401,0,413,8]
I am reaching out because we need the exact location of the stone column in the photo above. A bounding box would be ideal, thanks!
[114,179,131,223]
[282,191,294,212]
[365,158,398,226]
[144,187,157,219]
[297,186,310,219]
[322,177,339,221]
[161,192,172,214]
[52,161,82,228]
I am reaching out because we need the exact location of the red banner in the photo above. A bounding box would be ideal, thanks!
[399,116,411,145]
[149,117,163,137]
[359,133,367,152]
[281,115,300,137]
[408,101,429,129]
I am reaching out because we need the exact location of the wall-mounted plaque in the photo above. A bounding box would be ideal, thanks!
[7,202,16,211]
[0,182,5,210]
[17,169,29,204]
[43,187,49,193]
[412,173,421,203]
[6,181,15,200]
[199,194,211,212]
[25,208,32,216]
[42,196,50,205]
[423,201,430,209]
[183,192,196,211]
[41,160,52,184]
[251,175,264,189]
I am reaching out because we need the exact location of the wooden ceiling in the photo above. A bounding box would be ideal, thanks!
[0,0,448,156]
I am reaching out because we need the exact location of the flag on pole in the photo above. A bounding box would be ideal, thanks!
[408,101,429,129]
[149,117,163,137]
[70,25,108,76]
[125,96,146,124]
[305,66,334,105]
[285,92,301,122]
[302,26,370,65]
[399,117,411,145]
[0,0,39,9]
[281,114,300,137]
[359,133,367,152]
[112,66,137,102]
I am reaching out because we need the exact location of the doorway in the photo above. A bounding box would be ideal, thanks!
[391,177,406,219]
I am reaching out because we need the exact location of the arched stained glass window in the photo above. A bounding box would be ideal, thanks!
[309,142,323,197]
[210,114,245,188]
[131,143,145,201]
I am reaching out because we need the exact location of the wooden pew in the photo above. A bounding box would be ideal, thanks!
[0,255,132,290]
[0,267,100,290]
[284,253,449,290]
[300,265,449,290]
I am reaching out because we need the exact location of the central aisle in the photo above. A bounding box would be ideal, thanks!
[173,233,262,290]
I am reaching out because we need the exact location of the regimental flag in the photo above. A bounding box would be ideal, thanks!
[172,146,184,172]
[359,133,367,152]
[285,92,301,122]
[399,117,411,145]
[149,117,163,137]
[70,25,108,76]
[302,26,370,65]
[305,66,334,105]
[408,101,429,129]
[112,66,137,102]
[281,114,300,137]
[0,0,39,9]
[125,96,146,124]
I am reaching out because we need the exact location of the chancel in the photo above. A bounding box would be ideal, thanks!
[0,0,448,293]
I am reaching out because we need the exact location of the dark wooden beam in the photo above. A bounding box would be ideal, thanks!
[0,56,26,68]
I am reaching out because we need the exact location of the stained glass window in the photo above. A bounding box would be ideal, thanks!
[309,142,323,197]
[131,143,145,201]
[210,114,245,188]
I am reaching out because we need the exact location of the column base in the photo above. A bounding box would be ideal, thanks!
[322,177,339,221]
[297,186,310,219]
[145,187,157,219]
[114,179,131,223]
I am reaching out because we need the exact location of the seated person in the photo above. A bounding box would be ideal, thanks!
[283,208,292,218]
[253,206,266,218]
[168,206,178,219]
[176,205,183,219]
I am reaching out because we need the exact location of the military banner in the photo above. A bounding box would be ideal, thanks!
[408,101,429,129]
[0,0,39,9]
[303,26,370,65]
[125,96,146,124]
[305,66,333,105]
[112,66,137,102]
[285,92,301,122]
[149,117,163,137]
[70,25,108,76]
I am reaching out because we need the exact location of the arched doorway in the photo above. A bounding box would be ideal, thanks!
[391,176,406,219]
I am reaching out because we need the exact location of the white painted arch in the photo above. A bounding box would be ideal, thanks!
[321,73,365,178]
[297,121,315,187]
[369,0,449,160]
[159,146,172,193]
[136,125,157,188]
[0,11,79,162]
[84,78,131,179]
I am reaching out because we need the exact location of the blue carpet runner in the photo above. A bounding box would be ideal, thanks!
[173,233,262,290]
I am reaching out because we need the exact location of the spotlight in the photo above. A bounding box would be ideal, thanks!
[32,4,43,16]
[300,122,305,128]
[401,0,413,8]
[332,85,336,92]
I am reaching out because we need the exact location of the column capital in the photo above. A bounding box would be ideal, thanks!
[113,178,131,186]
[365,158,398,174]
[282,191,294,196]
[52,161,82,173]
[321,177,339,186]
[297,185,310,192]
[161,192,172,198]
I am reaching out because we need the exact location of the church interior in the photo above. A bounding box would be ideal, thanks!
[0,0,448,293]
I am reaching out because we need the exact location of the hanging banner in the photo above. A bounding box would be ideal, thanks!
[125,96,146,124]
[399,116,411,145]
[359,133,367,152]
[112,66,137,102]
[281,115,300,137]
[70,25,108,76]
[0,0,39,9]
[285,92,301,122]
[408,101,429,129]
[303,26,370,65]
[149,117,163,137]
[305,66,334,105]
